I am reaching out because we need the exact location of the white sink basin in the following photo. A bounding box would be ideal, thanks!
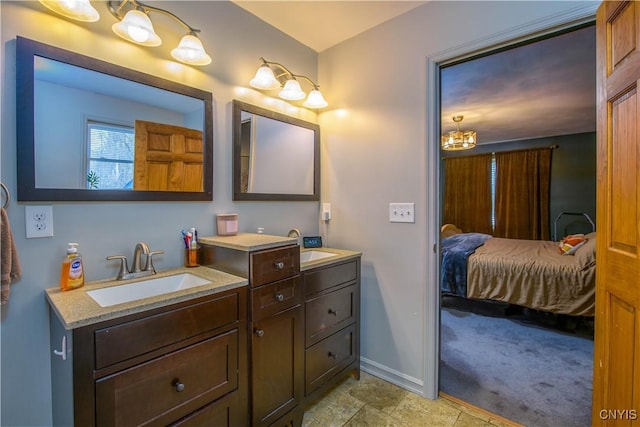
[300,250,338,263]
[87,273,210,307]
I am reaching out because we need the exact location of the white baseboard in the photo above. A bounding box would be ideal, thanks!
[360,357,426,397]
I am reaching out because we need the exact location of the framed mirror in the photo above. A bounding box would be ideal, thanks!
[16,36,213,202]
[232,100,320,201]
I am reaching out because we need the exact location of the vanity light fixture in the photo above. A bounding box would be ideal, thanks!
[249,57,328,109]
[441,115,477,151]
[39,0,100,22]
[107,0,212,65]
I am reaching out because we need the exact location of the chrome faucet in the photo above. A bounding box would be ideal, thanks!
[287,229,301,246]
[287,229,301,238]
[107,242,164,280]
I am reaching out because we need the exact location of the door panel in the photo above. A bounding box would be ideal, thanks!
[593,1,640,425]
[134,120,203,191]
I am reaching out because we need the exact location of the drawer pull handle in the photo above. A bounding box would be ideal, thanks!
[328,308,337,316]
[173,379,185,392]
[255,329,265,337]
[274,261,285,269]
[274,293,285,302]
[328,351,337,360]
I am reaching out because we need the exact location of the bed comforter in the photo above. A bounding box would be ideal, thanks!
[466,237,595,316]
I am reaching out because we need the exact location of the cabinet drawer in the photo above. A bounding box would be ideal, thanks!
[252,277,301,321]
[305,284,357,346]
[305,324,356,394]
[96,329,238,427]
[304,260,358,296]
[250,245,299,287]
[94,292,240,370]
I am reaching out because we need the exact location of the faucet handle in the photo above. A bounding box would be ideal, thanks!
[145,250,164,272]
[107,255,129,279]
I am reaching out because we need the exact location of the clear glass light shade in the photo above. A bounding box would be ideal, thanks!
[39,0,100,22]
[303,89,328,109]
[250,65,280,90]
[441,130,477,151]
[171,34,211,66]
[112,9,161,47]
[279,79,306,101]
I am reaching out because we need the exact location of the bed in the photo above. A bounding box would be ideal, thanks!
[441,229,596,317]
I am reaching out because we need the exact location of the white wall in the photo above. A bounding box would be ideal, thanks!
[317,0,598,396]
[0,2,320,425]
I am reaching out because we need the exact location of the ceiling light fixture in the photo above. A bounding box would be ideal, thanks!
[39,0,100,22]
[107,0,211,65]
[441,115,477,151]
[249,57,328,109]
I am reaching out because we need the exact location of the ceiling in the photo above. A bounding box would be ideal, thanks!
[232,2,596,145]
[231,1,427,52]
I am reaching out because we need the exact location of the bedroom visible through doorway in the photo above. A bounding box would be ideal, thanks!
[438,23,596,427]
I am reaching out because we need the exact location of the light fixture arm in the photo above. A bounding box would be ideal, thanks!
[107,0,201,34]
[260,57,321,89]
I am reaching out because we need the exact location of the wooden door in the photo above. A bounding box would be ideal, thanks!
[592,2,640,425]
[134,120,203,191]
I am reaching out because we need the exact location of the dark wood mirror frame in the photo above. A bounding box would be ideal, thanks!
[232,100,320,201]
[16,36,214,202]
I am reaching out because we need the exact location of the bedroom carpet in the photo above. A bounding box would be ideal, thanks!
[440,299,593,427]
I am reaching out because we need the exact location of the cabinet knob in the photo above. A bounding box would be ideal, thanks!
[255,329,265,337]
[274,261,285,269]
[274,293,285,302]
[328,351,337,360]
[328,308,337,316]
[173,379,185,392]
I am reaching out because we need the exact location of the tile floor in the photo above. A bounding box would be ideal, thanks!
[303,372,518,427]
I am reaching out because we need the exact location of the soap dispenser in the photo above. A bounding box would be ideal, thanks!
[60,242,85,291]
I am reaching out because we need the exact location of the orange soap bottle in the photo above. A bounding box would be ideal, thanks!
[60,243,85,291]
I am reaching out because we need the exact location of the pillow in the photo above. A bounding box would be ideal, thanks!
[558,234,587,255]
[441,224,463,238]
[575,232,596,267]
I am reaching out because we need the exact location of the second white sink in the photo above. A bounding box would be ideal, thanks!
[87,273,210,307]
[300,250,337,263]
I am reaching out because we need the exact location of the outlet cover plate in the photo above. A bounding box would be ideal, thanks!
[25,205,54,238]
[389,203,415,223]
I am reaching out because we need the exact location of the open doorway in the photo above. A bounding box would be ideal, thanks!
[437,24,596,427]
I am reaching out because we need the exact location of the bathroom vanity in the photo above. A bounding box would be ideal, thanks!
[200,233,361,426]
[46,267,248,426]
[46,235,361,427]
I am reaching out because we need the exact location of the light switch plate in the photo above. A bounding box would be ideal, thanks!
[389,203,415,223]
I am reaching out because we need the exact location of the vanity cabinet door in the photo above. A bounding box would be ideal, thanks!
[251,304,303,427]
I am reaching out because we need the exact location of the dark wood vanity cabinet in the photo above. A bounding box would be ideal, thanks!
[249,246,304,427]
[49,287,248,427]
[302,258,361,401]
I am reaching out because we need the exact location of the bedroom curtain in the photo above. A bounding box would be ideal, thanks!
[443,154,493,234]
[494,148,552,240]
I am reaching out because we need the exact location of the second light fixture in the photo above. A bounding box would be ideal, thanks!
[250,58,328,109]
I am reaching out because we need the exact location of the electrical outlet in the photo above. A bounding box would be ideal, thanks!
[25,205,54,238]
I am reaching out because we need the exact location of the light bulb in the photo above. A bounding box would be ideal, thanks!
[250,65,280,90]
[171,34,211,66]
[112,9,161,47]
[39,0,99,22]
[279,79,305,101]
[303,89,328,109]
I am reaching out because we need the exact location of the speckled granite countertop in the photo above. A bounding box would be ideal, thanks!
[46,266,248,330]
[199,233,297,251]
[300,247,362,271]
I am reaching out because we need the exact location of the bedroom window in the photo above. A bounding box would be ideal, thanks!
[86,121,134,190]
[444,147,552,240]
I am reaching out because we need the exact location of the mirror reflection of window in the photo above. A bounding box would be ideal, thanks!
[87,121,134,190]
